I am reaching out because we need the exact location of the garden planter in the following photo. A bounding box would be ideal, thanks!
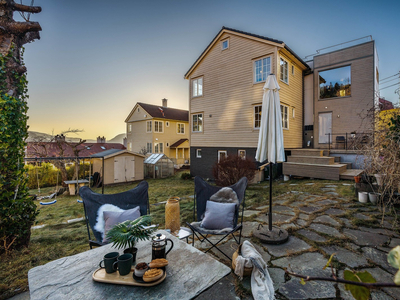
[368,192,380,204]
[354,176,361,183]
[374,174,384,186]
[358,192,369,203]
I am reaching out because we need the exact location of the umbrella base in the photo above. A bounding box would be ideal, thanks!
[253,225,289,245]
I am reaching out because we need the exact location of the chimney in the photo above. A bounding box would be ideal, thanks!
[123,137,127,147]
[55,134,65,142]
[162,98,168,107]
[97,136,106,143]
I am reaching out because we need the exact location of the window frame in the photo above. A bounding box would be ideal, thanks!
[221,39,229,50]
[318,65,352,100]
[128,124,132,133]
[192,113,203,133]
[238,150,246,159]
[281,104,289,130]
[196,149,202,158]
[154,142,164,153]
[253,56,271,84]
[254,105,262,129]
[280,57,289,84]
[154,121,164,133]
[192,77,203,98]
[218,150,227,162]
[177,123,185,134]
[146,121,152,133]
[146,142,152,153]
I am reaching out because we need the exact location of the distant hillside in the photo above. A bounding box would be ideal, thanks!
[27,131,124,144]
[108,133,126,144]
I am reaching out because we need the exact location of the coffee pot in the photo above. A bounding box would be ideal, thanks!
[151,233,174,260]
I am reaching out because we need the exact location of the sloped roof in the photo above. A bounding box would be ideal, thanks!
[185,26,310,79]
[170,138,188,148]
[126,102,189,123]
[144,153,173,164]
[91,149,145,159]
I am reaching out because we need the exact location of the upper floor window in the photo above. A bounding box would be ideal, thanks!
[154,121,163,133]
[319,65,351,99]
[280,57,288,84]
[192,77,203,97]
[177,123,185,134]
[281,104,289,129]
[146,121,152,132]
[146,142,152,153]
[192,113,203,132]
[222,39,229,50]
[254,56,271,83]
[128,124,132,133]
[254,105,262,129]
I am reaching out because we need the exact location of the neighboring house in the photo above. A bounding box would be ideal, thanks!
[379,97,394,111]
[184,27,310,178]
[125,99,190,166]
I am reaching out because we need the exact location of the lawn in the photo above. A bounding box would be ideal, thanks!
[0,171,358,300]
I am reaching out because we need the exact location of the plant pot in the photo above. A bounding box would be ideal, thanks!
[354,176,361,183]
[124,247,137,265]
[358,192,369,203]
[368,192,380,204]
[374,174,384,186]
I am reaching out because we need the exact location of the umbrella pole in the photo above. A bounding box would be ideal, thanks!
[269,162,273,231]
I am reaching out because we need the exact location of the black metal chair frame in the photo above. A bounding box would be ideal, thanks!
[80,182,150,249]
[186,176,247,261]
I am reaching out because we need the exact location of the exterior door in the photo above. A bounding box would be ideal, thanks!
[318,112,332,144]
[114,157,124,183]
[125,157,135,181]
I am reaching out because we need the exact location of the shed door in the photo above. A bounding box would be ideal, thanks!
[114,157,124,183]
[319,112,332,144]
[125,157,135,181]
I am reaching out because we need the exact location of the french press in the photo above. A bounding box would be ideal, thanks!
[152,233,174,260]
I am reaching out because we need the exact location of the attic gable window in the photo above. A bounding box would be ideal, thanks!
[254,56,271,83]
[222,39,229,50]
[192,77,203,97]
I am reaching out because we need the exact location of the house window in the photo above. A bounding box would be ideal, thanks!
[281,104,289,129]
[177,123,185,134]
[154,121,163,133]
[222,39,229,50]
[146,142,152,153]
[254,105,262,129]
[128,124,132,133]
[218,150,227,162]
[196,149,202,158]
[154,143,163,153]
[319,65,351,99]
[238,150,246,159]
[192,77,203,97]
[254,57,271,83]
[280,57,288,84]
[192,113,203,132]
[166,121,169,127]
[146,121,152,133]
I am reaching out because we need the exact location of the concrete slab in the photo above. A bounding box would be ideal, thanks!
[313,215,341,227]
[243,210,259,217]
[321,245,368,268]
[297,229,327,242]
[263,236,312,257]
[309,223,344,238]
[325,208,346,215]
[362,247,398,275]
[343,229,390,247]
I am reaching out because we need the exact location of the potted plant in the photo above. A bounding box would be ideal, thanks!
[106,215,157,263]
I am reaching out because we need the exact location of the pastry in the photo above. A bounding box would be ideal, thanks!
[143,268,163,282]
[149,258,168,268]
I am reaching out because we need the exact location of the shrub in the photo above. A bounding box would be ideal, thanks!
[212,154,256,186]
[180,172,192,180]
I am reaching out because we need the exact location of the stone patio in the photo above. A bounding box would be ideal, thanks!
[191,186,400,300]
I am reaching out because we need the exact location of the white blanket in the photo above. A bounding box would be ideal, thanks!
[234,240,275,300]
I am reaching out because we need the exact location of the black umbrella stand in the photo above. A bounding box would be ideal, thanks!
[253,162,289,244]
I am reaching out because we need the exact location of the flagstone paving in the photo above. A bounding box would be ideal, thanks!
[190,190,400,300]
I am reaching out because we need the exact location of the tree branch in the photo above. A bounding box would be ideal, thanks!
[3,21,41,34]
[285,270,400,289]
[12,2,41,13]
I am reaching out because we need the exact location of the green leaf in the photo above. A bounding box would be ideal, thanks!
[344,270,376,300]
[388,246,400,269]
[323,253,336,270]
[300,278,306,285]
[394,270,400,285]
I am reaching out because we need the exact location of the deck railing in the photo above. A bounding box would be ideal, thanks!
[325,132,373,151]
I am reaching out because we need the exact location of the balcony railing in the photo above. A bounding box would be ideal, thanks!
[325,132,373,151]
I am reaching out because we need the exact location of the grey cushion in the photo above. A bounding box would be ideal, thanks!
[103,206,141,243]
[201,201,236,230]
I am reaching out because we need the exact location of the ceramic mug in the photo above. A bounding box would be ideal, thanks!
[113,253,133,276]
[99,252,119,274]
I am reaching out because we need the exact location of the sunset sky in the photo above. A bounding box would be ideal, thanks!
[23,0,400,140]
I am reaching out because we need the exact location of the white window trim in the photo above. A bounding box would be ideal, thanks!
[281,104,289,130]
[147,142,152,153]
[253,55,272,84]
[177,123,185,134]
[196,149,202,158]
[192,113,203,133]
[218,150,227,162]
[221,39,229,50]
[192,77,203,98]
[146,120,152,133]
[238,150,246,159]
[280,57,289,84]
[128,124,132,133]
[154,142,164,153]
[166,121,170,127]
[254,105,262,129]
[154,121,164,133]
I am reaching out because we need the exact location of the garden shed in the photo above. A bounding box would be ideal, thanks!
[91,149,145,185]
[144,153,174,179]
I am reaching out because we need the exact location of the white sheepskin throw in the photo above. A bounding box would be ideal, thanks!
[93,204,124,241]
[210,187,239,206]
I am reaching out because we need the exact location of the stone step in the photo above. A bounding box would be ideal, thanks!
[339,169,364,180]
[342,162,352,169]
[334,156,341,162]
[283,162,348,180]
[290,149,325,157]
[287,155,335,165]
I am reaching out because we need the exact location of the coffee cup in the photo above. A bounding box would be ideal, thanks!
[113,253,133,276]
[99,252,119,274]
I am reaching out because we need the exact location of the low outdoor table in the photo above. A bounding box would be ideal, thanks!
[28,230,231,300]
[63,179,89,195]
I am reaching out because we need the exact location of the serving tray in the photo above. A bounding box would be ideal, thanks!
[92,267,166,287]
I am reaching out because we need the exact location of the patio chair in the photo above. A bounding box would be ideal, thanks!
[186,176,247,261]
[80,181,150,249]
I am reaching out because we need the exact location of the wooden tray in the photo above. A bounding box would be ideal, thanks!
[92,267,166,287]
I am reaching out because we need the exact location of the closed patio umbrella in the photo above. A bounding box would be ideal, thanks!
[253,74,288,244]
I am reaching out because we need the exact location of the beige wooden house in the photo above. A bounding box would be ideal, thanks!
[185,27,309,178]
[125,99,190,167]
